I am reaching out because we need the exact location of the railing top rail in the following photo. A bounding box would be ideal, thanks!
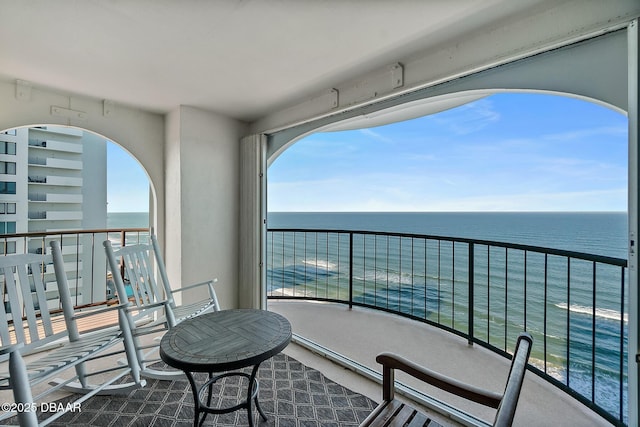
[0,227,149,240]
[267,227,628,267]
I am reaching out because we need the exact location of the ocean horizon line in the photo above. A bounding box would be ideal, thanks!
[268,210,627,214]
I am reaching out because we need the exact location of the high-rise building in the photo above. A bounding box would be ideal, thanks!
[0,125,107,304]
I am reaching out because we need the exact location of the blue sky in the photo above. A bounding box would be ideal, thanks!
[107,143,149,212]
[268,93,628,212]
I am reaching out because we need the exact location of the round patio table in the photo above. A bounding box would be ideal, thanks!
[159,309,292,427]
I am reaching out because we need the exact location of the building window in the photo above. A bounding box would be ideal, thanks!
[0,161,16,175]
[0,142,16,155]
[0,222,16,234]
[0,241,16,254]
[0,182,16,195]
[1,130,16,136]
[0,203,16,214]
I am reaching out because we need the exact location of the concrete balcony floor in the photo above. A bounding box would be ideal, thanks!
[269,300,610,427]
[1,301,613,426]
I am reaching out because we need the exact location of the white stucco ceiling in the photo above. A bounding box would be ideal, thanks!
[0,0,561,121]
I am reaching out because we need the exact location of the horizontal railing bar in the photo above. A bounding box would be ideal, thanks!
[0,227,149,240]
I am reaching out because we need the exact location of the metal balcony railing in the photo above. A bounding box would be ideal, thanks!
[266,228,629,426]
[0,228,149,308]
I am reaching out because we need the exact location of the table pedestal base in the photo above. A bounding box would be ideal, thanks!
[186,363,267,427]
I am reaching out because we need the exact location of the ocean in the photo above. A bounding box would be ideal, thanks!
[268,211,628,258]
[267,211,629,422]
[107,212,149,229]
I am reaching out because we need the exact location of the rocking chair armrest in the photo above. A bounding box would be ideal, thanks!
[376,352,503,408]
[0,343,24,356]
[71,302,131,320]
[126,299,171,311]
[169,278,218,296]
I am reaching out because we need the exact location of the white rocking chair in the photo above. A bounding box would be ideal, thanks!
[103,233,220,380]
[0,241,145,427]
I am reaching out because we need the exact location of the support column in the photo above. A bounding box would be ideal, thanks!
[165,106,245,309]
[239,134,267,309]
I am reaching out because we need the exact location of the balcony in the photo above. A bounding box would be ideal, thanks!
[1,2,639,425]
[28,139,83,153]
[28,192,83,203]
[0,227,628,425]
[28,211,82,221]
[27,175,83,186]
[267,228,628,426]
[270,300,610,426]
[28,156,82,170]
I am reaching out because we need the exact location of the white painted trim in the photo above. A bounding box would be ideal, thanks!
[628,18,639,427]
[239,134,267,309]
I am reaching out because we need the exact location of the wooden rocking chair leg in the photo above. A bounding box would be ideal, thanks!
[74,361,89,389]
[120,309,143,385]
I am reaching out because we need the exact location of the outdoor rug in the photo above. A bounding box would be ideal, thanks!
[22,353,378,426]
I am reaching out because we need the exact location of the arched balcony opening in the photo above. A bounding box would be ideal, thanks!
[266,91,629,425]
[0,123,153,307]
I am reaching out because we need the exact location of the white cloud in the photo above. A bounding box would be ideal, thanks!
[358,128,394,143]
[430,99,501,135]
[542,126,627,141]
[267,94,627,214]
[416,189,627,212]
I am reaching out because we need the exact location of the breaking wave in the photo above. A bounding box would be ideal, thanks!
[555,303,627,323]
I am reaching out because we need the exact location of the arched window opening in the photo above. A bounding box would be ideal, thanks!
[0,124,151,306]
[266,92,629,423]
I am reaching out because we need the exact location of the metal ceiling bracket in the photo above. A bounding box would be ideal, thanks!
[390,63,404,89]
[16,80,31,101]
[103,100,115,117]
[51,105,88,121]
[330,89,339,109]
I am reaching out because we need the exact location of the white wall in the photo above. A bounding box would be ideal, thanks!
[164,106,247,309]
[81,131,107,229]
[0,79,165,239]
[0,80,248,309]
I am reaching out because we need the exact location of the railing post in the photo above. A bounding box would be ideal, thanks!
[468,242,474,345]
[120,231,126,280]
[349,232,353,309]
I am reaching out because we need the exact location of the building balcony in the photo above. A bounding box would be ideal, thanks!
[28,139,83,153]
[0,227,627,425]
[29,126,83,138]
[28,211,82,221]
[28,192,83,203]
[28,156,82,170]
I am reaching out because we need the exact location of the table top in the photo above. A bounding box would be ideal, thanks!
[159,309,292,372]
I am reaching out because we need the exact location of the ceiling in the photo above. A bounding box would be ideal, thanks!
[1,0,554,122]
